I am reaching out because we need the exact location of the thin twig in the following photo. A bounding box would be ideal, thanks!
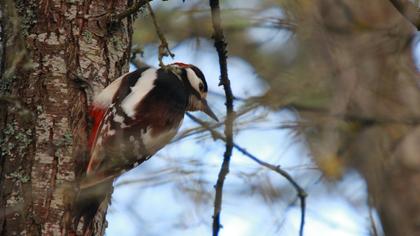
[186,113,306,236]
[233,143,307,236]
[209,0,235,235]
[111,0,152,22]
[147,3,175,67]
[285,102,420,126]
[389,0,420,30]
[368,197,379,236]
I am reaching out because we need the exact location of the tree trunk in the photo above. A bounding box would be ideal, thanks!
[0,0,133,235]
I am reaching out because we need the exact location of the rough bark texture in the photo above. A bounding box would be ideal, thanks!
[0,0,133,235]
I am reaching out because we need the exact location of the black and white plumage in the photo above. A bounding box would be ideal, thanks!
[73,63,217,232]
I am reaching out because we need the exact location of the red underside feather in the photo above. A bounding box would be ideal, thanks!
[173,62,190,68]
[88,105,107,152]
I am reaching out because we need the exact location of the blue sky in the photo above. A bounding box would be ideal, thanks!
[103,37,388,236]
[103,3,420,236]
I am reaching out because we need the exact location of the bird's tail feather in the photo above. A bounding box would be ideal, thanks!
[72,177,113,234]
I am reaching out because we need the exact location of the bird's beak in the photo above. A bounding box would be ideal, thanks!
[201,99,218,121]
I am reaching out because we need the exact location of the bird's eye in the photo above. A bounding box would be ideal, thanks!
[199,83,204,92]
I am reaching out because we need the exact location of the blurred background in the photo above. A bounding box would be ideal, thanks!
[106,0,420,235]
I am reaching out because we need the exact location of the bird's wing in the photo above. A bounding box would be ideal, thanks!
[86,67,187,177]
[87,66,151,152]
[87,67,154,173]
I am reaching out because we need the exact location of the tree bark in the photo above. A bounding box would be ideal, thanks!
[0,0,133,235]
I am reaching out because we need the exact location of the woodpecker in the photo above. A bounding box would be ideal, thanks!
[73,63,217,232]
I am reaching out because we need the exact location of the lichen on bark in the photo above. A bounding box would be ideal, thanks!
[0,1,133,235]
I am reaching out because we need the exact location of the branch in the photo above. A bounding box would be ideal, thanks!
[110,0,152,22]
[186,113,307,236]
[146,3,175,67]
[232,142,307,236]
[209,1,235,235]
[285,102,420,126]
[389,0,420,30]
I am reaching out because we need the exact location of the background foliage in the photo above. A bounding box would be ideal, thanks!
[108,0,420,235]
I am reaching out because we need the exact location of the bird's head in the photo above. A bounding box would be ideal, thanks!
[172,62,218,121]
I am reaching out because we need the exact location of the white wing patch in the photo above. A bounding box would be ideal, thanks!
[121,68,158,117]
[93,71,129,108]
[113,114,124,123]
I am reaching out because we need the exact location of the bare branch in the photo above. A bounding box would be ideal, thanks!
[286,102,420,126]
[146,3,175,67]
[111,0,153,22]
[187,113,307,236]
[232,142,307,236]
[389,0,420,30]
[209,0,235,235]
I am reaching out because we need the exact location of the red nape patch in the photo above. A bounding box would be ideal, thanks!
[173,62,190,68]
[88,105,107,152]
